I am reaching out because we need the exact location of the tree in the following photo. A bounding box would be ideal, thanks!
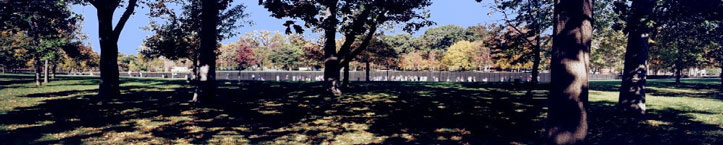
[269,35,304,70]
[615,0,656,115]
[654,19,707,84]
[470,41,494,71]
[58,44,99,74]
[706,21,723,90]
[379,33,416,54]
[70,0,139,97]
[419,25,468,51]
[363,35,400,71]
[488,0,554,86]
[400,51,425,71]
[143,0,248,102]
[235,39,257,70]
[442,41,475,71]
[300,41,324,70]
[198,0,219,102]
[117,53,134,72]
[218,42,240,70]
[0,31,32,73]
[546,0,592,144]
[590,28,625,74]
[335,1,433,88]
[1,0,80,86]
[590,0,625,74]
[261,0,433,95]
[492,26,536,71]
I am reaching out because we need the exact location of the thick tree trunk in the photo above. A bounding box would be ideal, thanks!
[547,0,592,144]
[91,0,136,98]
[323,1,341,96]
[197,0,219,103]
[43,59,49,83]
[35,60,42,86]
[675,68,682,85]
[618,0,655,115]
[366,60,370,81]
[342,62,350,88]
[97,8,120,97]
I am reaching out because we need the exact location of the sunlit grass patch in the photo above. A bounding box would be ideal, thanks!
[0,120,54,131]
[589,79,723,143]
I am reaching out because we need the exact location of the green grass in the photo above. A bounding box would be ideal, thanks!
[0,74,721,144]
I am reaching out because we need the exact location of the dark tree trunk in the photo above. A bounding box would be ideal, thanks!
[366,60,370,81]
[342,62,350,88]
[547,0,592,144]
[238,63,242,83]
[97,8,120,97]
[43,59,49,83]
[35,60,42,86]
[90,0,136,98]
[618,0,655,115]
[675,67,682,85]
[52,62,56,79]
[527,39,541,97]
[323,1,341,96]
[191,57,200,102]
[197,0,219,103]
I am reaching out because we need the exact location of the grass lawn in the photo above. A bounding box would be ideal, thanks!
[0,74,721,144]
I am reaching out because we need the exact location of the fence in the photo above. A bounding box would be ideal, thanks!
[50,71,620,83]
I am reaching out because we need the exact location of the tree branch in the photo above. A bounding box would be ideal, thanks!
[337,8,372,59]
[339,21,380,67]
[113,0,138,38]
[500,9,537,47]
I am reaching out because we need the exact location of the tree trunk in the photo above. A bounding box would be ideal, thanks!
[238,63,242,83]
[618,0,655,115]
[97,8,121,97]
[191,57,200,102]
[43,59,49,83]
[52,63,56,79]
[675,68,682,85]
[719,64,722,90]
[323,1,341,96]
[196,0,219,103]
[366,60,370,81]
[547,0,592,144]
[35,60,42,86]
[528,38,541,96]
[530,0,542,86]
[342,62,350,88]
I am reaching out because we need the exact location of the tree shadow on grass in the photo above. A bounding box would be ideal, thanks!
[0,77,721,144]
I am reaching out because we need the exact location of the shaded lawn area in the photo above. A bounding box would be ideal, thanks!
[0,74,721,144]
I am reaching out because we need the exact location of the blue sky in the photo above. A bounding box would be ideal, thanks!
[71,0,503,55]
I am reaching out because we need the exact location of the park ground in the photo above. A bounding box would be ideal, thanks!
[0,74,722,144]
